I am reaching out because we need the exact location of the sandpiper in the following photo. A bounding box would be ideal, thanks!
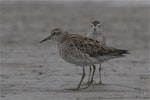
[85,20,106,85]
[40,28,129,90]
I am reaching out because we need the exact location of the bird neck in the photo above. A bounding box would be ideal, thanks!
[92,29,104,36]
[57,32,69,43]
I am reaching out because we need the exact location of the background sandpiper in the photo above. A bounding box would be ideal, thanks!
[85,20,107,85]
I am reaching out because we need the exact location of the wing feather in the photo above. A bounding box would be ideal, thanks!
[68,34,128,58]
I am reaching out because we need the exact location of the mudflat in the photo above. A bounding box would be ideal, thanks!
[0,1,150,100]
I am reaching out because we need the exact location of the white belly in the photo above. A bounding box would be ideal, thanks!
[58,47,99,66]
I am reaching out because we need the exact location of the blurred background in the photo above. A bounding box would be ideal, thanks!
[0,0,150,100]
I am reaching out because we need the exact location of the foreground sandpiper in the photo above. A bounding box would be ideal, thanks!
[40,28,129,90]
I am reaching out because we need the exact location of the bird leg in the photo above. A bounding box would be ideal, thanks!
[95,64,104,85]
[91,65,96,84]
[88,66,92,83]
[82,66,92,86]
[82,65,96,89]
[76,67,85,89]
[66,67,85,90]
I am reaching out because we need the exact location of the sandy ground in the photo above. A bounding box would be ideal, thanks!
[0,1,150,100]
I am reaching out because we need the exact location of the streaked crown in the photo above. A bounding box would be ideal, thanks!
[40,28,64,43]
[51,28,63,35]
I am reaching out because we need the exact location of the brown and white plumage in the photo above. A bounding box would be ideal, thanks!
[58,34,128,66]
[40,28,129,90]
[85,20,107,85]
[86,20,106,45]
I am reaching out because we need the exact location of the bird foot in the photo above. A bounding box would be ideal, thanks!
[81,80,96,86]
[81,80,96,89]
[94,81,105,85]
[81,82,90,86]
[65,88,80,91]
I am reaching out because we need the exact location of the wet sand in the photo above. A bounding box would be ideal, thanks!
[0,1,150,100]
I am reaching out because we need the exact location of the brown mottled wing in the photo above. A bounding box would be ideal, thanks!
[69,34,128,57]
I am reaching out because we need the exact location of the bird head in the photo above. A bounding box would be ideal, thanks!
[40,28,65,43]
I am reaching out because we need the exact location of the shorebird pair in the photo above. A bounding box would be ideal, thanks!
[40,22,129,90]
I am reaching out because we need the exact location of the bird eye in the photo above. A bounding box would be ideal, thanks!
[90,25,93,28]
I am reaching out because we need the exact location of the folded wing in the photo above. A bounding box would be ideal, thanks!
[69,35,129,58]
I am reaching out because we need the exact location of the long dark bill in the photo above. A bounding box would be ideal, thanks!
[40,36,51,43]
